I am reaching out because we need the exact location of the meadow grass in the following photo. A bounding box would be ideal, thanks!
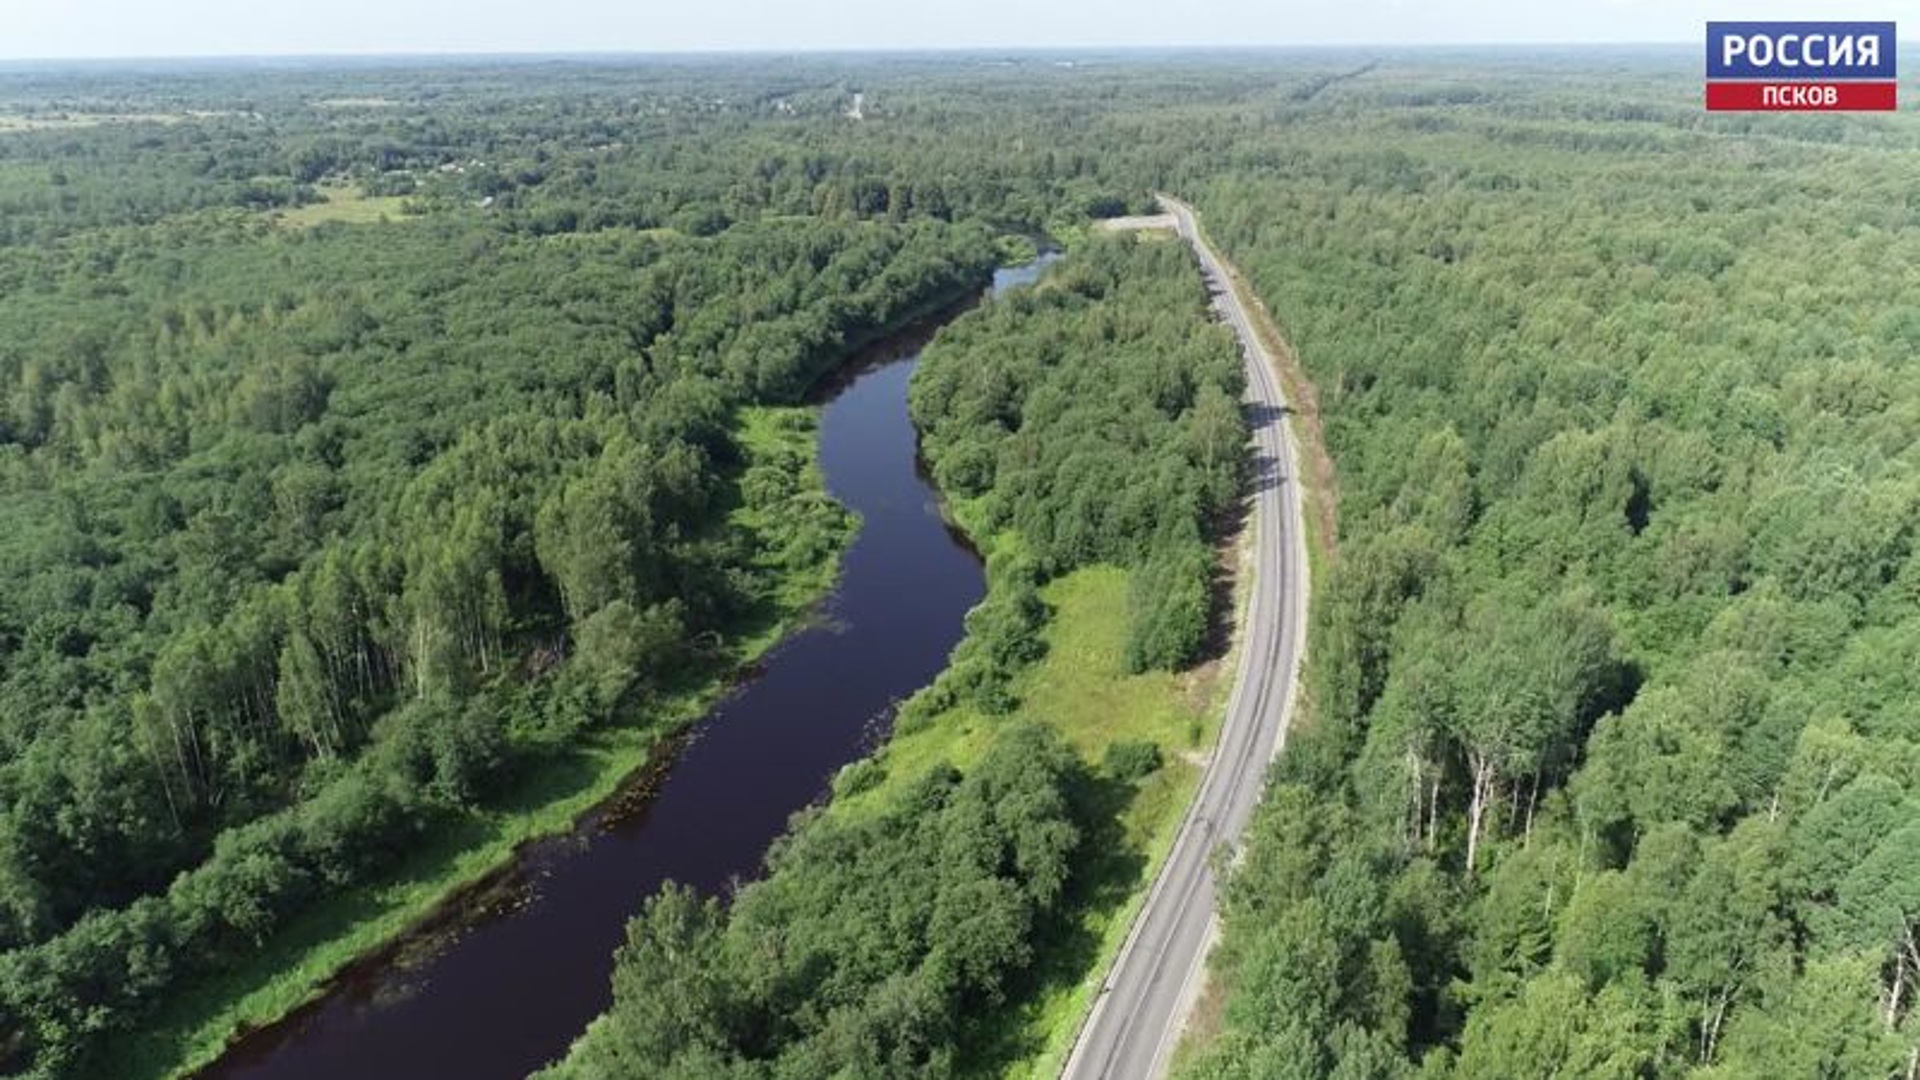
[277,185,415,228]
[830,538,1244,1077]
[0,111,223,131]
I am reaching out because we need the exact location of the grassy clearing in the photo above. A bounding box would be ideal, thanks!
[116,406,844,1080]
[731,406,855,614]
[277,185,415,228]
[0,111,229,131]
[543,226,683,244]
[830,536,1241,1077]
[839,565,1214,815]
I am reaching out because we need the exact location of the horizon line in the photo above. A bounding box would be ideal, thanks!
[0,41,1710,66]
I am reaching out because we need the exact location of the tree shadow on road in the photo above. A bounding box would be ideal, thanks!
[1195,399,1285,665]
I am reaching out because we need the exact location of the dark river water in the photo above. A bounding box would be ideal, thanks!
[196,255,1054,1080]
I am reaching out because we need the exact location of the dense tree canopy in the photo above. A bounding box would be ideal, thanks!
[542,722,1087,1079]
[0,78,1008,1073]
[911,234,1245,685]
[3,46,1918,1080]
[1181,58,1920,1080]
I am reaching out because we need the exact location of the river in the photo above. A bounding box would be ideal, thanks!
[196,254,1056,1080]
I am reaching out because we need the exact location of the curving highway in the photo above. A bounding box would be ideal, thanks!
[1060,195,1312,1080]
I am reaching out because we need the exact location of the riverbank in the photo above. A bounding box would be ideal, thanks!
[824,494,1245,1078]
[115,405,854,1080]
[525,237,1249,1077]
[152,257,1026,1080]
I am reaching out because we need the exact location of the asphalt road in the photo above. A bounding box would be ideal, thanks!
[1059,195,1311,1080]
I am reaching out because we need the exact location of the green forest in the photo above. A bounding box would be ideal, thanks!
[911,234,1246,695]
[1178,66,1920,1080]
[546,722,1087,1079]
[0,65,1028,1075]
[0,210,998,1077]
[549,230,1248,1077]
[0,46,1917,1080]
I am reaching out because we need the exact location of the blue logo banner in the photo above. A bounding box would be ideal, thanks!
[1707,21,1897,80]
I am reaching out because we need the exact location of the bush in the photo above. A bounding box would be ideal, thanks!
[831,758,887,799]
[1104,739,1164,781]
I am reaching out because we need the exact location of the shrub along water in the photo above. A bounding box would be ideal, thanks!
[541,722,1088,1080]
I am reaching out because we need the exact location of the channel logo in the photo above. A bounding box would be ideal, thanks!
[1706,22,1897,111]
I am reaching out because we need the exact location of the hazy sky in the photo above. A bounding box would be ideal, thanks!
[3,0,1911,59]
